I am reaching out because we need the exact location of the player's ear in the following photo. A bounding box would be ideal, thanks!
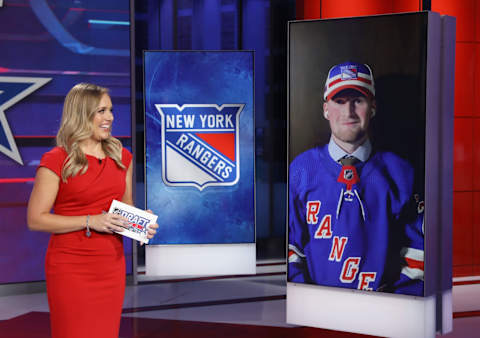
[370,99,376,118]
[323,102,329,119]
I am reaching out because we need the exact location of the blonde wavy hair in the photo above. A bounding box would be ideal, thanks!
[56,83,126,182]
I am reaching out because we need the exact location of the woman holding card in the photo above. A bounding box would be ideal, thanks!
[27,83,157,338]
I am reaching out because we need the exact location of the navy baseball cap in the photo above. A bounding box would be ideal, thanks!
[323,62,375,101]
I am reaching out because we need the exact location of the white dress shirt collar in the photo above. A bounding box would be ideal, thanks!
[328,137,372,163]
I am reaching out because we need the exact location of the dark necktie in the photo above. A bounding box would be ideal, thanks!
[339,156,359,166]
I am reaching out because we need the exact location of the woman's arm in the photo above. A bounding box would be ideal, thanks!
[121,161,134,206]
[120,160,159,241]
[27,167,128,234]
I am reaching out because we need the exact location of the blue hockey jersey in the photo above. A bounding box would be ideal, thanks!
[288,144,424,296]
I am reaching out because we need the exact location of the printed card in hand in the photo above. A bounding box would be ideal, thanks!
[108,200,158,244]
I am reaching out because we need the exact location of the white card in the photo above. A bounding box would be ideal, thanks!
[108,200,158,244]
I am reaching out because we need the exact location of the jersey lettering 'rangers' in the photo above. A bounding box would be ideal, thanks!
[288,144,424,296]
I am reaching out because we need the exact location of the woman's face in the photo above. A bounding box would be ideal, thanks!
[91,94,113,141]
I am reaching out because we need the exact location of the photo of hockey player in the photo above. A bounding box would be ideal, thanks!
[288,61,425,296]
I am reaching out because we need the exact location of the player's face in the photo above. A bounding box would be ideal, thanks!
[91,94,114,141]
[323,89,375,150]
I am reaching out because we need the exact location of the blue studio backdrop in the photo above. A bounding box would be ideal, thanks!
[144,51,255,245]
[0,0,133,283]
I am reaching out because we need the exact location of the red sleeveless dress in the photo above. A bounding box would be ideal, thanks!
[39,146,132,338]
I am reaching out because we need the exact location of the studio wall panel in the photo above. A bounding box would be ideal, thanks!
[452,191,474,276]
[321,0,393,19]
[392,0,421,12]
[453,118,473,191]
[295,1,320,20]
[474,118,480,190]
[474,192,480,274]
[476,1,480,42]
[453,43,475,117]
[475,44,480,116]
[431,0,480,280]
[432,0,475,41]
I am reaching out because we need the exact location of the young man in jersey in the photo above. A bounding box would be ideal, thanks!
[288,62,424,296]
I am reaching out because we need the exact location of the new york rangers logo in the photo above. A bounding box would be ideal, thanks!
[340,65,358,80]
[155,104,244,190]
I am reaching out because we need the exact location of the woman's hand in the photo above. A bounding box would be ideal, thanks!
[89,212,128,234]
[142,209,159,245]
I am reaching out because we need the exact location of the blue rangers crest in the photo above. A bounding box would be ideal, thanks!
[155,104,244,190]
[340,65,358,80]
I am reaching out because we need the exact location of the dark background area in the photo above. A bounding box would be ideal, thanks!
[288,13,427,186]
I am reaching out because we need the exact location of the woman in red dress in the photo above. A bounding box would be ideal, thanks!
[27,83,158,338]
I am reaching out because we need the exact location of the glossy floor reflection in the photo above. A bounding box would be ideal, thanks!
[0,261,479,338]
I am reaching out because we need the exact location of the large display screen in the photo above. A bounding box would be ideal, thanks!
[144,51,255,245]
[0,0,132,283]
[288,13,427,296]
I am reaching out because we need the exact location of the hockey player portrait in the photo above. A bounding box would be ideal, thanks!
[288,62,425,296]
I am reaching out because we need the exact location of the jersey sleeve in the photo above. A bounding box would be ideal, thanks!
[288,162,311,283]
[121,147,133,169]
[393,193,425,296]
[38,147,67,178]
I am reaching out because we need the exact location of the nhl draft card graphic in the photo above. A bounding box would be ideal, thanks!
[144,51,254,245]
[108,200,158,244]
[157,103,243,190]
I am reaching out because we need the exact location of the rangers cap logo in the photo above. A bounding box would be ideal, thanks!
[323,62,375,101]
[156,104,243,191]
[340,65,358,80]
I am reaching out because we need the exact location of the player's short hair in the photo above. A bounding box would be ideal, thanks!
[324,62,375,101]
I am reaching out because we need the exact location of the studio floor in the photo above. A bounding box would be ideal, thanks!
[0,260,479,338]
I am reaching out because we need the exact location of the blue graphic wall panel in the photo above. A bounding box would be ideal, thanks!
[144,51,255,244]
[0,1,132,284]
